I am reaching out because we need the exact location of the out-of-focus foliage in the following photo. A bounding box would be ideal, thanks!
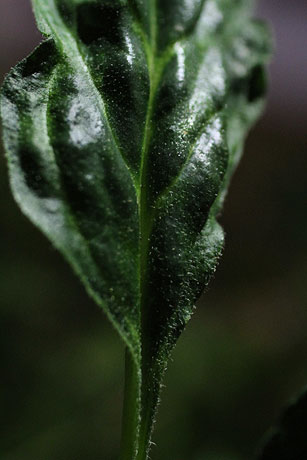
[0,1,306,459]
[258,389,307,459]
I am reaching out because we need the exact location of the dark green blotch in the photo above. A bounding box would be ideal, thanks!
[21,40,57,78]
[56,0,76,29]
[19,146,51,198]
[247,64,267,102]
[77,2,124,46]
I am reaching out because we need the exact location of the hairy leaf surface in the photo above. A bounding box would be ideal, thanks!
[1,0,270,457]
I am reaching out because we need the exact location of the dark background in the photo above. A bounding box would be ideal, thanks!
[0,1,306,459]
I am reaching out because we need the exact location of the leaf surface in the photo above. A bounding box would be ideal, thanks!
[1,0,270,457]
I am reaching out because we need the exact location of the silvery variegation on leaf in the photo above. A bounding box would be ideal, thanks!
[1,0,270,458]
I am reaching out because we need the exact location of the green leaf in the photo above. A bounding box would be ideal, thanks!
[1,0,270,458]
[258,388,307,460]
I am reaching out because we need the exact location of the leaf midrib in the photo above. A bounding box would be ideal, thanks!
[138,0,159,343]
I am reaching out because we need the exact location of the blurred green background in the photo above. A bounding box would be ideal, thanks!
[0,1,306,459]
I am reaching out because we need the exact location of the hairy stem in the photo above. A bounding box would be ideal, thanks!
[119,349,156,460]
[119,349,140,460]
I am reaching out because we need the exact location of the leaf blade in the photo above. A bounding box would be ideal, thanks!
[1,37,141,358]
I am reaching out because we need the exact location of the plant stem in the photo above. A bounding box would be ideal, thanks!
[119,348,140,460]
[135,401,153,460]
